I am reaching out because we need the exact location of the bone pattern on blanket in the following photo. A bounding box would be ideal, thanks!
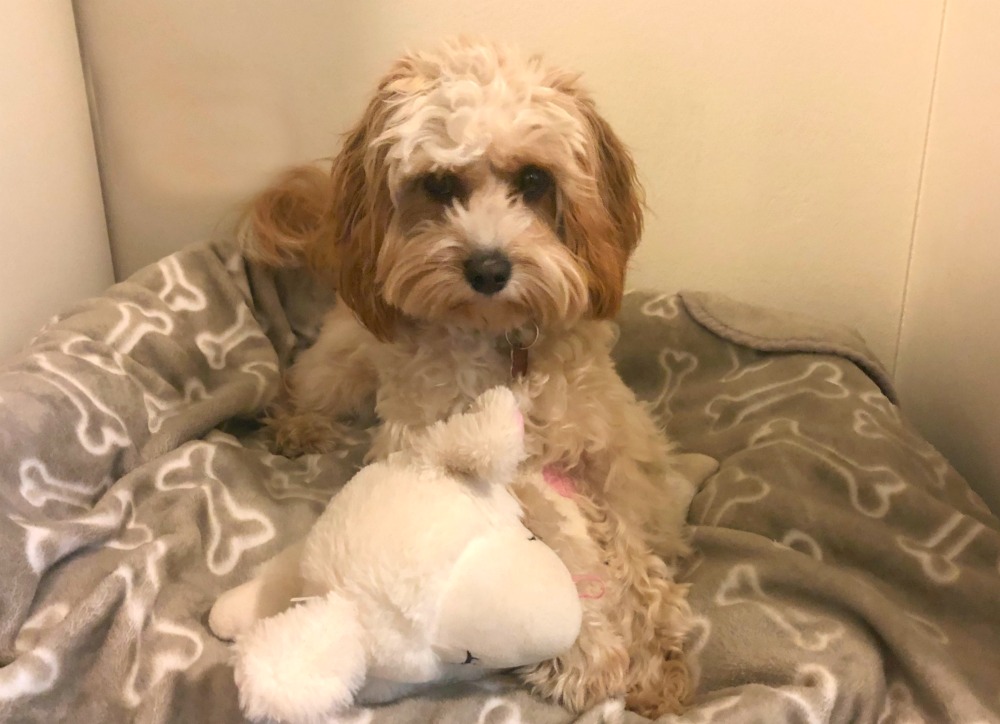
[0,239,998,723]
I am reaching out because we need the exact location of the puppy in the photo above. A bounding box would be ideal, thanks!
[244,39,717,717]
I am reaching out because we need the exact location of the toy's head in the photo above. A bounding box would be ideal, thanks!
[234,388,582,723]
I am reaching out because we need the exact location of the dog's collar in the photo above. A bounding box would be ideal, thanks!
[503,323,539,379]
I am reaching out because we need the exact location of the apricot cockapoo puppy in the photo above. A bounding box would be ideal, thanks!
[243,38,717,717]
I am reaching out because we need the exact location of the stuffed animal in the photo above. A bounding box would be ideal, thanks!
[208,387,582,723]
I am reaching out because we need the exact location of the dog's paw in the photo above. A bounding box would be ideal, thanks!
[519,595,629,712]
[265,411,343,457]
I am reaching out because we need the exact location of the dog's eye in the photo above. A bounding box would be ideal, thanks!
[422,172,462,203]
[514,165,553,203]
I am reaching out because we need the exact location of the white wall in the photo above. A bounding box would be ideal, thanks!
[0,1,113,358]
[894,1,1000,513]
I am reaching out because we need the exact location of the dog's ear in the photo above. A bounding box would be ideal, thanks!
[556,84,645,320]
[326,66,417,342]
[246,59,427,341]
[325,86,399,340]
[582,97,644,262]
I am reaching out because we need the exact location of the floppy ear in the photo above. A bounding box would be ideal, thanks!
[558,88,645,319]
[239,60,424,341]
[582,98,644,257]
[327,60,431,341]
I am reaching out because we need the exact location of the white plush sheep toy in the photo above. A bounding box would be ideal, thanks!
[208,387,582,723]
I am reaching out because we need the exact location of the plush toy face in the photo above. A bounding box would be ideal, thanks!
[431,527,583,670]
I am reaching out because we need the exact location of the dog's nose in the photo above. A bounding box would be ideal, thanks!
[463,250,512,296]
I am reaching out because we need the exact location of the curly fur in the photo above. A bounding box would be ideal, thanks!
[515,480,692,717]
[246,38,709,717]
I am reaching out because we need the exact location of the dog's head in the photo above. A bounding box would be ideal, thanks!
[255,40,643,340]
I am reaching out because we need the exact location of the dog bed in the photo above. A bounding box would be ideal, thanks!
[1,239,997,723]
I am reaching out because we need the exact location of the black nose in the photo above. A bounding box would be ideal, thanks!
[463,250,512,296]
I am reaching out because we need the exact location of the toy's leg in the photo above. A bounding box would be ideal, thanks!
[235,592,366,724]
[209,540,306,641]
[597,406,718,562]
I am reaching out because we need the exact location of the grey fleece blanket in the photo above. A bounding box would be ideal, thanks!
[0,239,998,723]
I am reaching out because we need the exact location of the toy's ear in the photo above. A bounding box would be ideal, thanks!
[234,593,366,723]
[417,387,526,484]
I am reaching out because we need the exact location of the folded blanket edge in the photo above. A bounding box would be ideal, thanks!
[678,289,897,403]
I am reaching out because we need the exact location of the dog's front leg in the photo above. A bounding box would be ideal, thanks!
[594,399,718,562]
[514,476,693,717]
[266,301,379,456]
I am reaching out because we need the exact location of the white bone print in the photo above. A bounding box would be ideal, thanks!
[649,347,699,418]
[114,541,204,707]
[639,292,681,319]
[11,497,130,575]
[707,361,850,430]
[678,614,714,696]
[715,564,844,651]
[155,444,274,574]
[0,648,60,700]
[474,697,523,724]
[781,529,825,562]
[14,603,71,655]
[720,345,774,383]
[143,379,209,433]
[123,616,204,708]
[61,334,130,376]
[19,458,101,511]
[876,680,921,724]
[157,255,207,312]
[253,449,340,503]
[749,419,907,518]
[195,305,267,370]
[28,310,69,346]
[12,518,84,575]
[262,469,334,504]
[897,512,983,584]
[775,663,838,724]
[105,302,174,355]
[695,467,771,526]
[104,489,154,551]
[853,407,950,490]
[903,610,950,645]
[32,355,131,456]
[238,359,279,408]
[223,250,244,274]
